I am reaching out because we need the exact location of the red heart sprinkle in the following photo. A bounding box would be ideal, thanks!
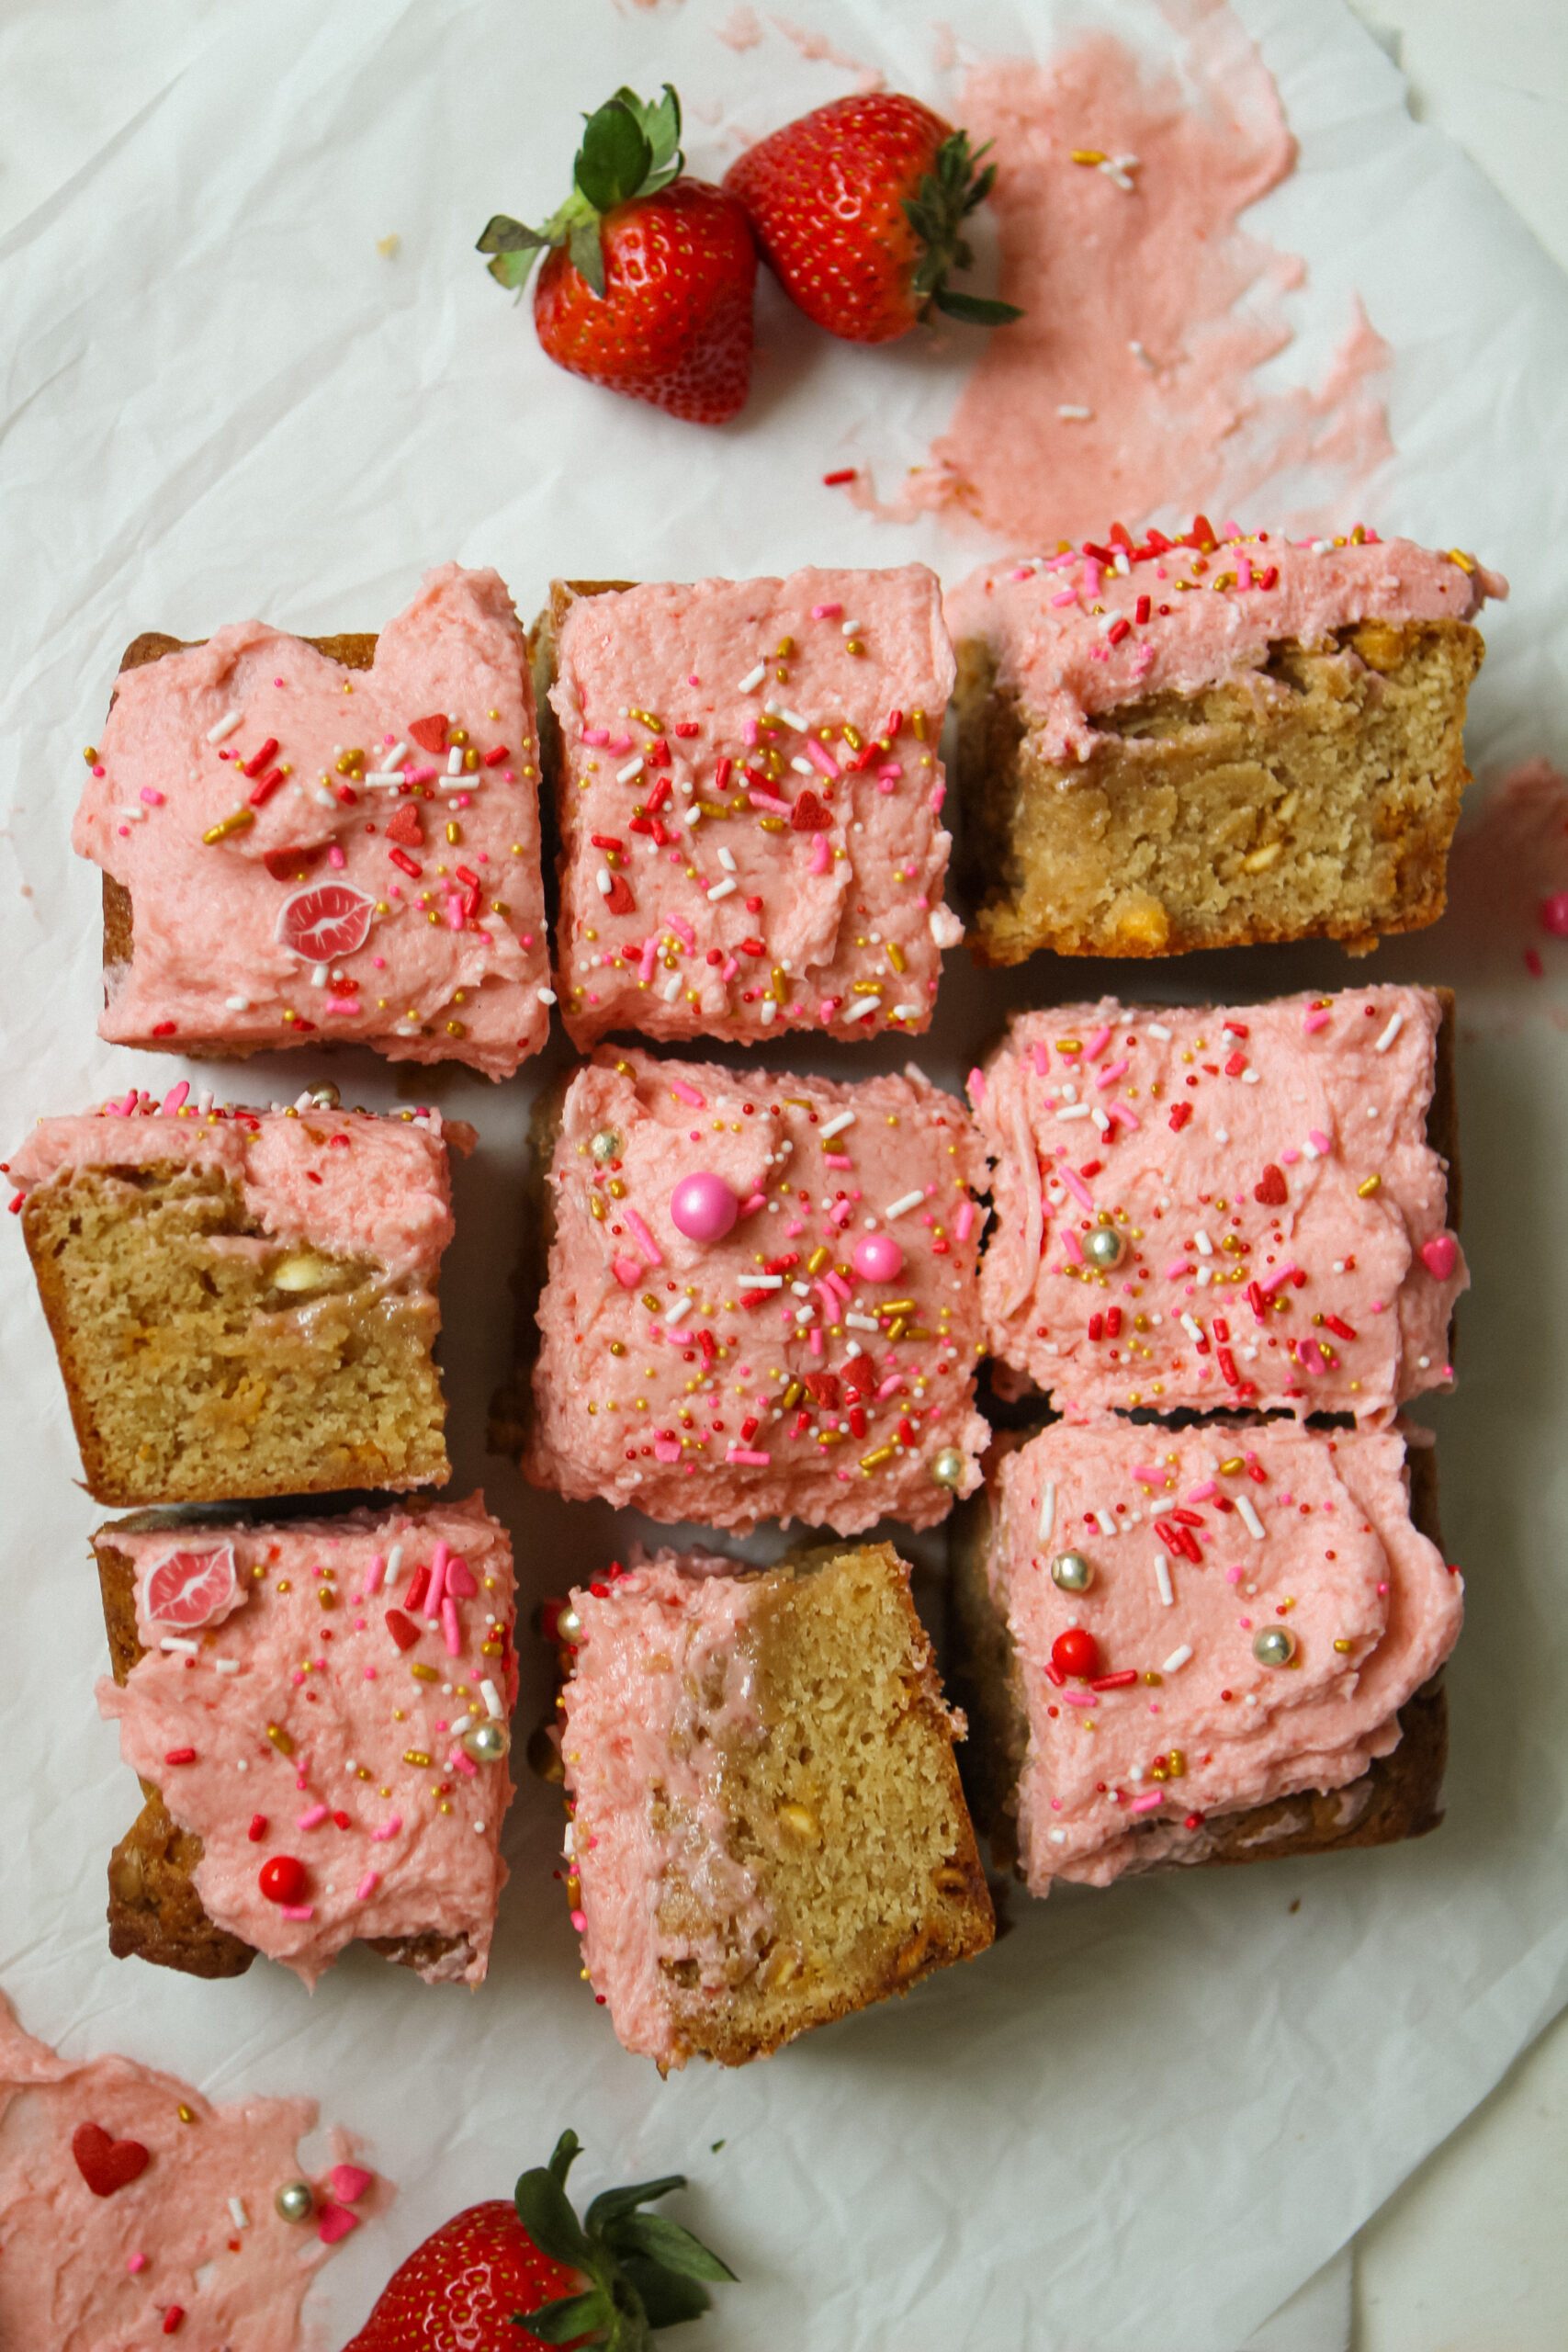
[603,873,636,917]
[1420,1233,1458,1281]
[384,802,423,847]
[73,2121,152,2198]
[408,713,448,753]
[383,1608,420,1652]
[1253,1164,1288,1207]
[789,789,832,832]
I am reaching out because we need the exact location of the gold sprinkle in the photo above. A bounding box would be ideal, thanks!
[859,1444,896,1469]
[410,1663,439,1683]
[402,1748,434,1769]
[176,2104,197,2125]
[265,1724,294,1756]
[1357,1174,1382,1198]
[202,808,254,844]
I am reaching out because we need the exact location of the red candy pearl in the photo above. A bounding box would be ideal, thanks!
[1051,1628,1101,1681]
[258,1854,307,1905]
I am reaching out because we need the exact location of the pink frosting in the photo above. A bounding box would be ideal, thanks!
[946,529,1505,763]
[975,986,1466,1422]
[560,1555,771,2067]
[7,1099,464,1288]
[987,1421,1462,1891]
[73,564,549,1080]
[97,1496,517,1988]
[526,1048,989,1534]
[549,567,961,1047]
[0,1993,384,2348]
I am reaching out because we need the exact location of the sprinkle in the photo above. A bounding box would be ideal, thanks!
[1057,404,1093,421]
[206,709,243,744]
[884,1190,925,1220]
[479,1678,503,1719]
[1236,1497,1266,1540]
[706,876,739,901]
[737,662,766,693]
[1162,1644,1193,1673]
[663,1296,693,1328]
[202,808,254,844]
[355,1871,380,1901]
[229,2198,250,2229]
[1154,1554,1174,1607]
[1038,1482,1055,1543]
[159,1635,199,1657]
[822,468,858,485]
[1373,1011,1404,1053]
[818,1110,856,1140]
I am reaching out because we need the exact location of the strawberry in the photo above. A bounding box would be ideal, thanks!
[343,2130,734,2351]
[478,87,756,424]
[724,91,1022,345]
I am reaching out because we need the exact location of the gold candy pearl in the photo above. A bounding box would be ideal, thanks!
[931,1446,965,1489]
[1051,1550,1095,1593]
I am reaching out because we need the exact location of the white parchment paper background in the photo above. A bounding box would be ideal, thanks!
[2,3,1567,2346]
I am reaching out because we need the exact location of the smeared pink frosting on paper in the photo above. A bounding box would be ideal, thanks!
[561,1555,771,2067]
[550,567,960,1048]
[946,527,1504,764]
[97,1496,517,1989]
[73,564,549,1080]
[0,1993,385,2349]
[851,9,1396,544]
[976,987,1466,1422]
[1441,762,1568,1019]
[8,1101,465,1288]
[525,1048,988,1533]
[988,1422,1461,1891]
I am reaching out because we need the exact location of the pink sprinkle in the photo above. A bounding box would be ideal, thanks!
[1303,1007,1331,1034]
[1186,1479,1219,1503]
[811,601,842,618]
[296,1803,329,1830]
[581,725,611,746]
[370,1815,402,1842]
[425,1542,450,1615]
[666,914,697,950]
[1059,1165,1095,1212]
[805,736,841,780]
[1085,1025,1112,1061]
[329,2165,375,2205]
[740,1192,767,1216]
[1050,588,1078,608]
[747,786,792,816]
[727,1446,772,1466]
[280,1903,314,1921]
[1130,1791,1164,1815]
[637,936,658,984]
[1307,1128,1333,1155]
[1062,1225,1085,1264]
[364,1553,386,1596]
[355,1871,380,1901]
[316,2203,359,2247]
[139,786,164,807]
[446,1555,476,1599]
[809,833,831,874]
[624,1207,663,1265]
[570,1908,588,1932]
[954,1200,975,1242]
[1111,1097,1141,1132]
[441,1595,461,1657]
[449,1745,476,1777]
[1258,1261,1302,1296]
[1166,1260,1194,1280]
[127,2254,147,2275]
[324,996,359,1016]
[1131,1464,1162,1486]
[967,1067,986,1104]
[612,1253,641,1287]
[1226,1566,1244,1585]
[670,1080,705,1106]
[1060,1689,1095,1710]
[1031,1042,1050,1077]
[162,1080,190,1114]
[328,844,347,870]
[1094,1058,1128,1091]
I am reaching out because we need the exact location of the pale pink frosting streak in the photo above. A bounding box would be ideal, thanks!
[73,564,549,1080]
[975,987,1466,1422]
[0,1996,379,2349]
[8,1102,463,1287]
[526,1049,989,1533]
[97,1497,517,1988]
[989,1422,1461,1891]
[946,531,1504,763]
[561,1556,771,2066]
[549,567,960,1047]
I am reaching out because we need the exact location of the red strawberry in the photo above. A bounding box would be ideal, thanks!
[344,2131,734,2352]
[724,92,1022,345]
[479,87,756,424]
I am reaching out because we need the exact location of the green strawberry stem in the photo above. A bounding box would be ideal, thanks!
[478,85,684,301]
[513,2132,736,2348]
[905,128,1022,325]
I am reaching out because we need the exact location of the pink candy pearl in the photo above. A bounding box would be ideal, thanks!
[670,1171,739,1243]
[1541,891,1568,938]
[852,1233,904,1283]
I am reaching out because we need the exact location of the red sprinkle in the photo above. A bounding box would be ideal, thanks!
[482,744,510,766]
[1168,1102,1193,1132]
[163,1747,197,1766]
[822,467,858,485]
[241,738,278,778]
[1089,1669,1137,1691]
[388,847,423,878]
[163,2308,186,2335]
[247,1815,268,1842]
[258,1855,307,1905]
[247,767,285,807]
[1323,1314,1358,1341]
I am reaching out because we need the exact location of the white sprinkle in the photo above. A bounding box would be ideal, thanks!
[312,786,338,808]
[765,703,807,731]
[1038,1482,1056,1542]
[1049,1827,1067,1845]
[616,756,644,785]
[310,963,329,989]
[214,1657,241,1675]
[387,1544,404,1577]
[1057,404,1094,421]
[1373,1011,1404,1054]
[1155,1553,1174,1608]
[1055,1102,1091,1121]
[229,2197,251,2230]
[1180,1312,1204,1344]
[117,805,145,822]
[1237,1496,1266,1541]
[1162,1644,1193,1674]
[819,1110,856,1140]
[1091,1107,1110,1134]
[206,709,243,744]
[682,806,702,829]
[446,747,464,775]
[1302,1137,1321,1161]
[790,756,816,775]
[660,974,682,1003]
[1130,338,1155,368]
[747,1273,784,1289]
[536,986,558,1005]
[594,867,613,898]
[717,845,738,872]
[159,1636,199,1656]
[1147,1022,1171,1040]
[759,996,777,1023]
[738,662,766,693]
[844,1311,880,1332]
[362,772,406,788]
[1094,1507,1116,1537]
[840,620,862,638]
[663,1297,693,1328]
[892,1001,921,1019]
[706,876,739,902]
[383,741,409,771]
[1194,1229,1213,1257]
[225,995,251,1012]
[846,994,881,1021]
[789,1280,811,1297]
[885,1189,925,1220]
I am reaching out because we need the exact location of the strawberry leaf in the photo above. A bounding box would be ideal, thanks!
[477,215,550,295]
[610,2211,739,2282]
[575,96,653,214]
[515,2164,593,2272]
[931,286,1024,324]
[569,217,606,298]
[583,2175,686,2233]
[518,2288,611,2341]
[617,2258,715,2331]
